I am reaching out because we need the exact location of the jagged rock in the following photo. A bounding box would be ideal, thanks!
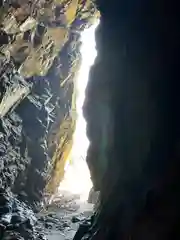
[0,54,31,193]
[0,1,99,239]
[0,189,43,239]
[73,221,90,240]
[0,0,98,205]
[0,0,97,77]
[71,216,81,223]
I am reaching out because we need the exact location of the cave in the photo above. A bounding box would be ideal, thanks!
[1,0,180,239]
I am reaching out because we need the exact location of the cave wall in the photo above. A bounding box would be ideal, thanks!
[0,0,98,204]
[82,0,180,239]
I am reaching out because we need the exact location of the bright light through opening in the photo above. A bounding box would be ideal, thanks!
[58,22,99,202]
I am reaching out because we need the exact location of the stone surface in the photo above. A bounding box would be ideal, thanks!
[0,1,98,238]
[0,0,98,204]
[4,0,180,239]
[0,1,99,239]
[0,189,41,240]
[37,191,93,240]
[80,0,180,239]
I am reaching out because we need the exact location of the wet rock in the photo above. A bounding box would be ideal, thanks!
[37,234,46,240]
[56,225,64,231]
[71,216,81,223]
[44,222,53,229]
[62,222,69,228]
[87,187,99,205]
[45,216,59,225]
[73,221,90,240]
[38,216,45,222]
[47,213,54,218]
[11,214,23,224]
[0,189,44,239]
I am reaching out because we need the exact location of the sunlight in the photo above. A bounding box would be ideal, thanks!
[58,22,99,201]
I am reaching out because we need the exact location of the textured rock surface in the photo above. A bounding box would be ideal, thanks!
[0,189,41,240]
[37,191,93,240]
[80,0,180,239]
[0,0,98,205]
[3,0,180,239]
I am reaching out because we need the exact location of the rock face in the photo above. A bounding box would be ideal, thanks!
[0,0,98,205]
[81,0,180,239]
[0,189,41,240]
[2,0,180,238]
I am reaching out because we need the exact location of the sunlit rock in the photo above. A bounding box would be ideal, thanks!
[0,0,98,205]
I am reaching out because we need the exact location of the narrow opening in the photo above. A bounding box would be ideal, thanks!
[58,22,99,202]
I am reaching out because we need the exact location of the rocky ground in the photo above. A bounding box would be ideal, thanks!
[38,191,94,240]
[0,188,94,240]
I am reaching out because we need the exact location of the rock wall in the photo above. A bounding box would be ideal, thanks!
[0,0,98,204]
[81,0,180,239]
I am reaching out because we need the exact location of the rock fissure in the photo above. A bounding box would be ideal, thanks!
[1,0,180,239]
[1,0,98,239]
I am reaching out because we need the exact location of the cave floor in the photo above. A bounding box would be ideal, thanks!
[37,191,93,240]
